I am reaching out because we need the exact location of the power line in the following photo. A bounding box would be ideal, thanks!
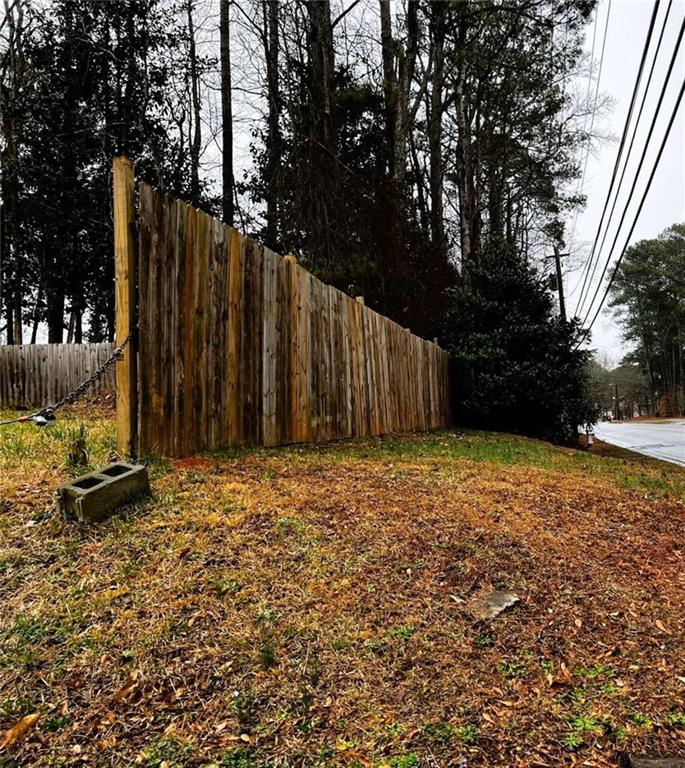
[576,0,673,317]
[572,0,661,315]
[579,11,684,329]
[577,44,685,346]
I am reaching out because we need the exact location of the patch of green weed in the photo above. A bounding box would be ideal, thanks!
[474,633,495,648]
[423,722,452,743]
[568,714,600,732]
[562,731,584,751]
[455,724,478,745]
[666,712,685,727]
[631,713,653,729]
[0,696,36,719]
[497,659,527,679]
[42,715,70,732]
[212,578,243,597]
[387,754,420,768]
[141,737,194,767]
[389,625,415,640]
[576,664,611,679]
[230,690,258,731]
[216,749,253,768]
[275,515,309,536]
[258,637,278,670]
[384,722,406,738]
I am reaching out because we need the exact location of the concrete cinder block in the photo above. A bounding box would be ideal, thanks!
[57,462,150,523]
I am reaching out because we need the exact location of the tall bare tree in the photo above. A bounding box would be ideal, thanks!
[379,0,419,192]
[186,0,201,206]
[220,0,234,224]
[0,0,27,343]
[428,1,446,261]
[307,0,335,152]
[263,0,280,246]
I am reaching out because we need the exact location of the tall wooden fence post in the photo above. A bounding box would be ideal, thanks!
[113,156,138,457]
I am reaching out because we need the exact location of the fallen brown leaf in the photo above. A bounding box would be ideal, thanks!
[1,712,40,750]
[115,671,140,702]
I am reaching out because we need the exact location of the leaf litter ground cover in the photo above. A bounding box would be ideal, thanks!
[0,411,684,767]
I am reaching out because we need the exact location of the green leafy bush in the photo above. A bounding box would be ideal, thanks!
[443,242,594,444]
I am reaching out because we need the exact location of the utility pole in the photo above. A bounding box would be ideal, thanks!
[553,245,566,321]
[614,382,620,421]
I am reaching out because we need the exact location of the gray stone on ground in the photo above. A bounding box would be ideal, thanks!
[618,754,685,768]
[473,590,520,620]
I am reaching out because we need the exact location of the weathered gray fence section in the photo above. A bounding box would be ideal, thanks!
[0,343,115,409]
[132,181,452,457]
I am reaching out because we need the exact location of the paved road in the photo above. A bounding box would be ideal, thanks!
[593,419,685,467]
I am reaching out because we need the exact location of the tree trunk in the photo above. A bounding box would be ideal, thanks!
[12,302,22,344]
[379,0,418,190]
[47,288,65,343]
[379,0,396,177]
[1,0,25,345]
[30,250,43,345]
[428,1,446,260]
[74,306,83,343]
[454,22,473,274]
[308,0,335,151]
[409,129,429,233]
[377,0,420,323]
[264,0,281,246]
[187,0,201,206]
[304,0,336,272]
[66,310,75,344]
[220,0,234,225]
[488,171,504,242]
[394,0,418,192]
[30,278,43,344]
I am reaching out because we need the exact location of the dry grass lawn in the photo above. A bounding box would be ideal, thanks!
[1,409,684,767]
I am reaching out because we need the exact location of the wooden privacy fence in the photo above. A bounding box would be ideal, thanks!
[0,343,115,410]
[114,157,451,457]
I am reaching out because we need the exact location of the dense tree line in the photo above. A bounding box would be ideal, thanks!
[0,0,214,343]
[1,0,599,442]
[585,356,652,420]
[609,223,685,414]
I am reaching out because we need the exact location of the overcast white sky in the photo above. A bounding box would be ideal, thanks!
[565,0,685,366]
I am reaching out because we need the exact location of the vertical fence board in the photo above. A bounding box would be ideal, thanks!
[288,257,296,442]
[172,199,187,456]
[137,183,153,453]
[150,189,165,452]
[276,253,291,446]
[160,194,176,456]
[262,248,278,447]
[240,238,253,445]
